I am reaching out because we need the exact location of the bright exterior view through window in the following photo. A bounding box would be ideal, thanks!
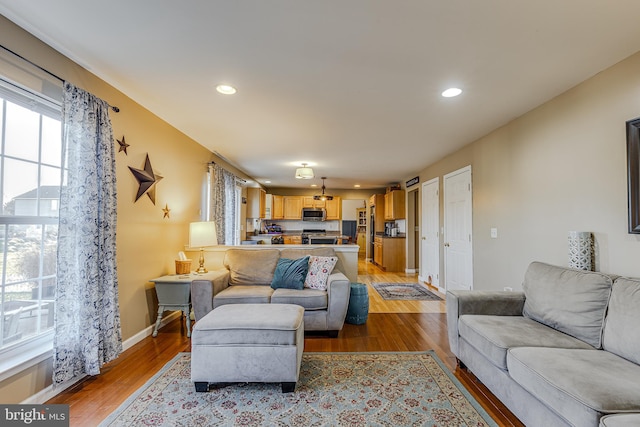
[0,81,62,353]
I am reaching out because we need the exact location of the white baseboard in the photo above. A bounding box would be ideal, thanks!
[405,268,417,274]
[22,311,182,404]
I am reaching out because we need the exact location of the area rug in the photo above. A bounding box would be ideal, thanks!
[99,351,496,427]
[372,282,443,301]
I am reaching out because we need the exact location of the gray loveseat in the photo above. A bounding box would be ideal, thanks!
[447,261,640,427]
[191,247,351,337]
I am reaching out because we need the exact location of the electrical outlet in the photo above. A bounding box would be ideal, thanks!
[503,287,513,292]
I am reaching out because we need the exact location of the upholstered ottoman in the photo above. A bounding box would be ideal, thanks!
[191,303,304,393]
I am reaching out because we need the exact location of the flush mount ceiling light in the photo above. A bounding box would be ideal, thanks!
[442,87,462,98]
[216,84,237,95]
[295,163,314,179]
[313,177,334,201]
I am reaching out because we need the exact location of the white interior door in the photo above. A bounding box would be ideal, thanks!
[444,166,473,291]
[420,178,440,289]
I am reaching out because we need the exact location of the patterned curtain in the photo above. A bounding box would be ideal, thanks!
[53,82,122,384]
[209,163,240,245]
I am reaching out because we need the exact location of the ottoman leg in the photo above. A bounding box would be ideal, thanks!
[194,382,209,392]
[282,382,296,393]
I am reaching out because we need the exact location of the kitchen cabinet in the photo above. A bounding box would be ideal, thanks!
[325,197,341,220]
[247,187,266,218]
[272,195,284,219]
[374,237,383,266]
[357,208,367,227]
[283,235,302,244]
[370,194,386,234]
[302,196,325,208]
[283,196,302,219]
[374,236,405,272]
[384,190,405,220]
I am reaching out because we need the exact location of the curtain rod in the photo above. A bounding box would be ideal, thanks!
[0,44,120,113]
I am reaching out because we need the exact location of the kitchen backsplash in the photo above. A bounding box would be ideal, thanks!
[247,219,341,234]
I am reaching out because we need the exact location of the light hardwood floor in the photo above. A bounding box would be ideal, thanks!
[47,258,524,427]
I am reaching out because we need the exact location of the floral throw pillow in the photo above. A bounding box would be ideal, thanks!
[304,256,338,290]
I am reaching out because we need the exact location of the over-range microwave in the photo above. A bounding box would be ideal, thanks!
[302,207,326,221]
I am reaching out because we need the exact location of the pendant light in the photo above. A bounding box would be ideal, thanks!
[313,177,334,201]
[295,163,314,179]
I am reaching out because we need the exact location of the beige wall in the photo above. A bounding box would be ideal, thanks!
[0,17,250,402]
[408,51,640,290]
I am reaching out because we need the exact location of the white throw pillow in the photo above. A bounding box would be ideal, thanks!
[304,256,338,290]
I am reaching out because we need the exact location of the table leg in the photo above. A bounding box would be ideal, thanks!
[184,306,191,338]
[152,305,164,337]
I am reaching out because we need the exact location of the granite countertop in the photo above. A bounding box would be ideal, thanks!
[375,233,406,239]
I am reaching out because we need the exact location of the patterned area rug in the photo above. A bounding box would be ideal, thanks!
[99,351,496,427]
[373,282,443,300]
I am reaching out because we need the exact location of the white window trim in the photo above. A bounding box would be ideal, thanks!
[0,331,53,382]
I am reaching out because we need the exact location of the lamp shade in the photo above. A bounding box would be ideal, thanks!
[295,163,314,179]
[189,221,218,248]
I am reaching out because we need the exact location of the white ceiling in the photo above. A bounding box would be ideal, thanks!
[2,1,640,190]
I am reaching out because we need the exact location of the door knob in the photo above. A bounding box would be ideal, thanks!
[422,237,426,240]
[444,242,450,247]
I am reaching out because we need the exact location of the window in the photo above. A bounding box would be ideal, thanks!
[0,77,62,361]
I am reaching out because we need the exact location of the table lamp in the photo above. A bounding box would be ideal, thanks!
[189,221,218,273]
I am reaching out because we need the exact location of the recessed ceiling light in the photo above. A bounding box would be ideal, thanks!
[264,180,271,184]
[354,184,361,188]
[216,84,237,95]
[442,87,462,98]
[311,184,318,187]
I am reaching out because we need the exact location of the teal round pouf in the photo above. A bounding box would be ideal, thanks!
[346,283,369,325]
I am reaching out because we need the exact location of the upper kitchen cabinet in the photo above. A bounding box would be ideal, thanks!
[302,196,325,208]
[272,195,284,220]
[283,196,302,219]
[247,187,266,218]
[325,197,342,220]
[384,190,405,220]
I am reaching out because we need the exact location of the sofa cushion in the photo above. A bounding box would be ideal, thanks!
[304,256,338,290]
[271,288,328,310]
[271,256,309,290]
[522,261,613,348]
[459,314,593,370]
[213,285,274,308]
[193,304,304,346]
[600,414,640,427]
[223,249,280,286]
[507,347,640,427]
[602,277,640,365]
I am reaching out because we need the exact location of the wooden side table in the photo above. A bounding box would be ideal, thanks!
[150,273,194,338]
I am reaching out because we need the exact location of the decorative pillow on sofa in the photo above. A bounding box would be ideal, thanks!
[304,256,338,291]
[271,256,310,290]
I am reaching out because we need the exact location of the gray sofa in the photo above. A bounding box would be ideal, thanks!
[191,247,350,337]
[447,261,640,427]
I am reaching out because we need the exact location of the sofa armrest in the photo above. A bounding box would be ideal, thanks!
[446,290,526,357]
[191,269,229,321]
[325,272,351,331]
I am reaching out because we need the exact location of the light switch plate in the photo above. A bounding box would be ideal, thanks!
[490,228,498,238]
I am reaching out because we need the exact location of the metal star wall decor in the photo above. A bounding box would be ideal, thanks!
[128,154,163,204]
[162,204,170,219]
[116,135,130,155]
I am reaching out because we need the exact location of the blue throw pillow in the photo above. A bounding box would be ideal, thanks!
[271,256,310,290]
